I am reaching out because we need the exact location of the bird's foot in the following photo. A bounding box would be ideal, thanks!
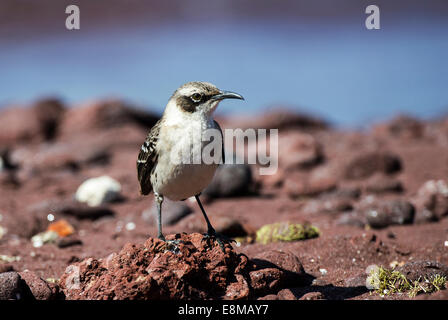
[203,228,235,252]
[158,235,182,253]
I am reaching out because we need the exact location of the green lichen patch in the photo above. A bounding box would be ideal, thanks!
[255,222,320,244]
[367,265,447,298]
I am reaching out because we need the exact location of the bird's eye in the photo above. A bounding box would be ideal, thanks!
[191,93,202,102]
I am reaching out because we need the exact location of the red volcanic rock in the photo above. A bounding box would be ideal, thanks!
[276,288,298,300]
[303,197,353,215]
[60,233,254,300]
[396,261,448,282]
[249,268,283,295]
[280,132,323,171]
[373,115,424,139]
[58,99,159,137]
[225,108,328,131]
[212,216,250,238]
[0,98,65,145]
[344,151,402,180]
[363,200,415,229]
[248,250,309,297]
[299,291,325,300]
[0,107,37,144]
[285,165,338,198]
[32,98,66,141]
[251,250,307,286]
[18,270,59,300]
[364,174,403,194]
[0,272,24,300]
[258,167,285,188]
[13,143,111,174]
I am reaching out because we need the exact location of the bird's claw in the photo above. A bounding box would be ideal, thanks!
[203,229,235,252]
[160,238,182,253]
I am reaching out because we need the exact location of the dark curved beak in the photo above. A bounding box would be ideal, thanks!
[212,90,245,101]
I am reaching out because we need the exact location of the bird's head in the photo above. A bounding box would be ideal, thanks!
[169,81,244,116]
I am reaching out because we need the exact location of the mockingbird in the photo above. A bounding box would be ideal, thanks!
[137,81,244,248]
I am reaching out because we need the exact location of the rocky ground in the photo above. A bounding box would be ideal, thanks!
[0,98,447,300]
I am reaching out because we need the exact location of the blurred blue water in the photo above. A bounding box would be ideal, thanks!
[1,19,447,128]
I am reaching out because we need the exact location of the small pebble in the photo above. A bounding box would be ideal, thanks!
[31,230,59,248]
[125,222,136,231]
[47,219,75,237]
[0,255,20,263]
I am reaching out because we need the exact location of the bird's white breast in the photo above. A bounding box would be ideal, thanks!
[151,104,220,200]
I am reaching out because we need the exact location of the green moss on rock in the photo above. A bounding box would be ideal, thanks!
[367,265,447,298]
[255,222,319,244]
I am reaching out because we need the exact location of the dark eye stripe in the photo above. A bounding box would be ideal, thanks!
[201,94,213,102]
[176,96,197,113]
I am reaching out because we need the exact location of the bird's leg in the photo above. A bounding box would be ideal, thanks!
[195,194,215,235]
[195,194,235,251]
[155,193,166,241]
[155,193,180,252]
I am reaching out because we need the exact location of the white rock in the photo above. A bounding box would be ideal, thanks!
[31,230,59,248]
[0,254,20,263]
[125,222,136,231]
[75,176,122,207]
